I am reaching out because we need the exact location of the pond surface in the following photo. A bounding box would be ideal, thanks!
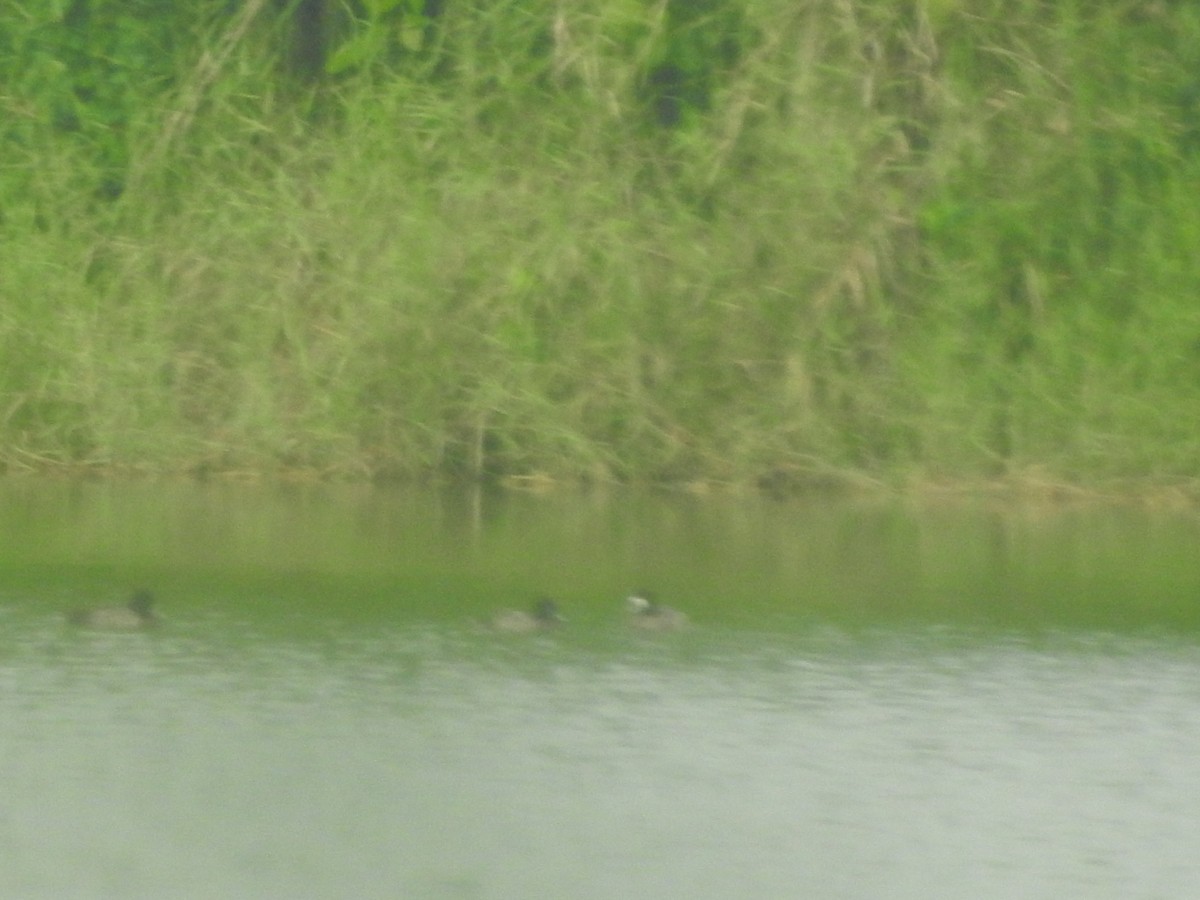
[1,479,1199,898]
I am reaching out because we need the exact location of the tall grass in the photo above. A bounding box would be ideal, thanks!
[2,0,1199,489]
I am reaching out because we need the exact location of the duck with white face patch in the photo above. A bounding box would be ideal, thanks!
[625,592,688,630]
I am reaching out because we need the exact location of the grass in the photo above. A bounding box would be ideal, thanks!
[2,0,1199,493]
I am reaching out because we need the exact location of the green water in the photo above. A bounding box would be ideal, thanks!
[2,480,1200,898]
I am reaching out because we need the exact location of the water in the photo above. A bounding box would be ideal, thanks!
[1,480,1199,898]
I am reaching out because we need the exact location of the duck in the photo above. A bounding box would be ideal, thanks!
[490,597,564,633]
[626,592,688,630]
[68,590,159,630]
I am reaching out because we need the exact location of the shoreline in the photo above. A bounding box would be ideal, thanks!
[2,457,1198,510]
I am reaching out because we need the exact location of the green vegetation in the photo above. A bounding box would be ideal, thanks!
[2,0,1199,491]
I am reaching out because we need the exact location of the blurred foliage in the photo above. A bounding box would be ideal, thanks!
[2,1,1200,487]
[0,0,193,203]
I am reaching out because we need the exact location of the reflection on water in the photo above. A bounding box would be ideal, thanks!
[1,481,1200,897]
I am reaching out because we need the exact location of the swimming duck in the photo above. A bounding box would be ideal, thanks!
[68,590,159,630]
[490,597,564,633]
[626,592,688,630]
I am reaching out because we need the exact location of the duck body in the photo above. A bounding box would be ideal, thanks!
[626,593,688,630]
[490,597,564,633]
[68,590,158,630]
